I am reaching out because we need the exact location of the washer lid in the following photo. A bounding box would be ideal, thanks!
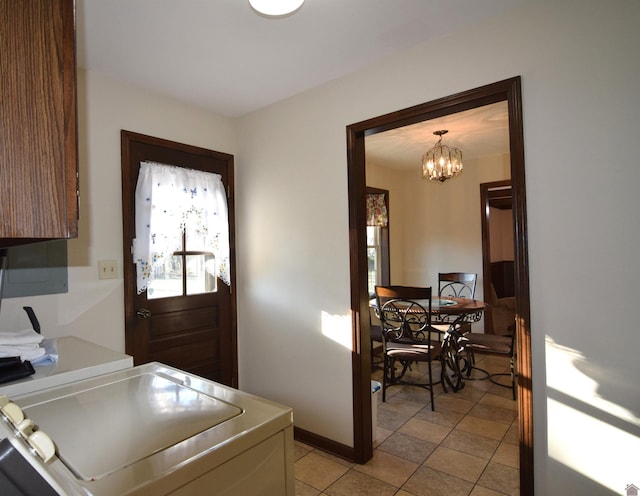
[23,372,242,481]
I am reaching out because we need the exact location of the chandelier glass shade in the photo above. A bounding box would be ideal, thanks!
[249,0,304,17]
[422,130,463,182]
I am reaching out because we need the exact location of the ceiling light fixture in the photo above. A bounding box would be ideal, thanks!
[422,130,463,183]
[249,0,304,17]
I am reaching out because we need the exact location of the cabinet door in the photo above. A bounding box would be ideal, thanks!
[0,0,78,241]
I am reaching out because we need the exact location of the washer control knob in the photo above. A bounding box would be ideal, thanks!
[16,418,35,436]
[27,430,56,463]
[0,398,25,426]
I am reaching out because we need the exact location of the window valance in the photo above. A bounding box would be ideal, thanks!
[366,193,389,227]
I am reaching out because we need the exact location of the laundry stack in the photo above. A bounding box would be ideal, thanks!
[0,329,46,362]
[0,329,58,384]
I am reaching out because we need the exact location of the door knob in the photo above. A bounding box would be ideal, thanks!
[136,308,151,319]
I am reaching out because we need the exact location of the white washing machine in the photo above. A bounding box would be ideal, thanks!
[0,362,294,495]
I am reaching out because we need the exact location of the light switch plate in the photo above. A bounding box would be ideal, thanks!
[98,260,118,280]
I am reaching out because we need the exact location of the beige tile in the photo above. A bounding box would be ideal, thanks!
[377,401,413,431]
[503,421,519,445]
[377,431,437,464]
[470,485,509,495]
[441,428,500,460]
[454,382,490,401]
[295,357,522,495]
[487,382,515,399]
[477,461,520,495]
[414,404,465,428]
[478,392,517,411]
[456,415,510,441]
[294,441,314,461]
[296,479,321,496]
[468,403,517,424]
[314,450,356,469]
[352,449,419,488]
[295,452,350,491]
[375,425,393,447]
[379,396,425,417]
[424,446,488,483]
[324,470,397,496]
[402,465,474,496]
[492,442,519,468]
[395,382,442,404]
[398,417,452,444]
[434,393,475,414]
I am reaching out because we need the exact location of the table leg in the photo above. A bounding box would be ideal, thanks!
[440,321,468,392]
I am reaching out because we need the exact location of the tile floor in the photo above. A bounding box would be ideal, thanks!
[294,354,519,495]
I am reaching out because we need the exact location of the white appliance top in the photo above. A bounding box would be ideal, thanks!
[6,362,293,496]
[0,336,133,397]
[23,372,242,480]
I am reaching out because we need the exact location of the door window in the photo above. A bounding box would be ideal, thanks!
[133,161,230,296]
[366,188,390,296]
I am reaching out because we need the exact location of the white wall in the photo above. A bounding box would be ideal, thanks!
[391,154,508,296]
[489,207,514,262]
[0,70,236,353]
[237,1,640,493]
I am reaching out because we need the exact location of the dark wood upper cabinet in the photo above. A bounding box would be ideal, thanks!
[0,0,78,244]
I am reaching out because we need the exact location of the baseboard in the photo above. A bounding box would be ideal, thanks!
[293,426,355,462]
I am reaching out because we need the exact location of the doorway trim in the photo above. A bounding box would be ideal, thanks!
[346,77,533,494]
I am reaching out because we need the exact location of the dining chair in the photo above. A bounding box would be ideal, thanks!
[374,285,445,411]
[434,272,478,336]
[438,272,477,299]
[369,309,384,371]
[463,329,517,400]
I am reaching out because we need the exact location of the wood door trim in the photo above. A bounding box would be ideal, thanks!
[346,77,533,495]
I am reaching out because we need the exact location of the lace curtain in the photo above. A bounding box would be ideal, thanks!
[366,193,388,227]
[133,161,230,294]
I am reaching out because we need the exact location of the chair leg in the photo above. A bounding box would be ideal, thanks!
[427,360,435,411]
[382,355,388,402]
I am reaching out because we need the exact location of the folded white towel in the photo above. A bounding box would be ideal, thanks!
[0,329,44,346]
[0,345,46,362]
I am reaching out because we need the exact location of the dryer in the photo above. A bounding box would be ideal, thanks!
[0,362,294,495]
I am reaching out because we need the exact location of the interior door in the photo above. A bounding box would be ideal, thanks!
[480,180,514,334]
[120,131,237,387]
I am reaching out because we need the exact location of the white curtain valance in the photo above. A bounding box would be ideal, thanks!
[133,161,230,294]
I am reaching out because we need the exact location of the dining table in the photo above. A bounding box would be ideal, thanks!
[370,296,487,392]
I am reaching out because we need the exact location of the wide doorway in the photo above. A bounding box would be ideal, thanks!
[346,77,533,494]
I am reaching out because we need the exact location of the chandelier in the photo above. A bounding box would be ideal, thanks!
[249,0,304,17]
[422,130,463,183]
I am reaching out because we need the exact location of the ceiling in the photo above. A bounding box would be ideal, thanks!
[365,101,510,170]
[76,0,530,118]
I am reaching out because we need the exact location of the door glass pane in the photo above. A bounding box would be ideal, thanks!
[147,256,182,300]
[367,247,378,296]
[186,254,217,295]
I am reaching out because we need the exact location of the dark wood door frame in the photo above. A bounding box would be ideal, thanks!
[346,77,533,495]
